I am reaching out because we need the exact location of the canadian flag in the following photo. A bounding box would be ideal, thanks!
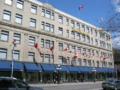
[82,52,85,56]
[85,55,88,57]
[88,56,91,58]
[79,5,83,10]
[68,50,72,53]
[100,56,103,62]
[90,54,95,57]
[10,39,16,47]
[103,56,109,60]
[50,46,54,58]
[64,48,72,53]
[73,51,79,58]
[34,43,41,55]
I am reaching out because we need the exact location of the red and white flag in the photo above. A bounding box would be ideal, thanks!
[34,43,41,56]
[10,39,16,47]
[85,55,88,57]
[73,51,79,58]
[68,50,72,53]
[100,56,103,62]
[82,52,85,56]
[50,46,54,58]
[90,54,95,58]
[79,5,83,10]
[103,56,109,60]
[88,56,91,58]
[64,48,72,53]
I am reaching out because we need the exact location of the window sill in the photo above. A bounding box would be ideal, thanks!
[4,3,12,7]
[31,12,37,15]
[0,40,8,42]
[16,7,24,11]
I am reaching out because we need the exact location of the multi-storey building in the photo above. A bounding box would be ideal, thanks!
[0,0,116,83]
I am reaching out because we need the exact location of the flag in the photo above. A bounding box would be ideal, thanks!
[68,50,72,53]
[99,18,103,21]
[64,48,68,51]
[73,51,79,58]
[64,48,72,53]
[50,46,54,58]
[85,55,88,57]
[88,56,91,58]
[100,56,103,62]
[79,5,83,10]
[10,39,16,47]
[90,54,95,57]
[82,52,85,56]
[34,43,41,56]
[103,56,109,60]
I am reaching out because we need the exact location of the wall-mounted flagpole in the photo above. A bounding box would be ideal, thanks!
[79,5,83,19]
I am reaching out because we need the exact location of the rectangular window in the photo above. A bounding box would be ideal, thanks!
[40,54,44,62]
[17,0,23,9]
[77,23,80,30]
[45,54,50,63]
[82,25,85,31]
[0,30,9,41]
[59,56,63,64]
[29,36,35,46]
[95,30,97,36]
[92,50,94,54]
[59,27,63,35]
[13,33,21,44]
[3,10,11,21]
[77,33,80,40]
[78,47,81,54]
[30,18,36,27]
[93,60,95,67]
[41,39,44,48]
[51,25,54,32]
[78,58,81,65]
[31,5,37,14]
[66,18,69,26]
[28,52,34,61]
[51,41,54,47]
[45,40,50,48]
[88,60,91,66]
[72,46,75,53]
[86,27,89,33]
[72,58,76,65]
[51,13,54,20]
[82,35,85,42]
[12,50,19,60]
[91,38,93,44]
[59,43,63,51]
[15,14,22,24]
[46,10,51,18]
[5,0,12,5]
[67,45,69,50]
[96,51,99,57]
[0,48,7,59]
[41,21,44,30]
[83,59,86,66]
[71,20,74,27]
[67,30,69,37]
[51,55,54,63]
[88,49,90,55]
[83,48,86,54]
[42,9,45,16]
[67,57,69,65]
[45,23,50,31]
[95,39,98,45]
[97,61,99,67]
[71,31,75,39]
[91,29,93,34]
[59,15,63,23]
[102,61,105,67]
[87,36,90,43]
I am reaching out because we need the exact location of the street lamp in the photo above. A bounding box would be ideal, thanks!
[92,68,96,83]
[56,65,61,84]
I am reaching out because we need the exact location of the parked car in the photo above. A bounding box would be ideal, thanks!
[102,79,120,90]
[0,77,43,90]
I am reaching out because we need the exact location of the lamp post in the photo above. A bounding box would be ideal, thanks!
[92,68,96,83]
[56,65,61,84]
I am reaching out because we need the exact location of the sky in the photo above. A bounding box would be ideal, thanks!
[37,0,120,48]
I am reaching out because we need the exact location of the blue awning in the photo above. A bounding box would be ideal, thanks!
[24,63,42,72]
[54,65,69,73]
[78,67,91,73]
[108,68,116,73]
[89,67,97,73]
[41,64,56,73]
[67,66,80,73]
[103,68,109,73]
[0,61,24,72]
[96,68,105,73]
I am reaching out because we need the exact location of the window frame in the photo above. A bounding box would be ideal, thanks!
[3,10,11,21]
[0,48,7,59]
[17,0,24,9]
[31,5,37,14]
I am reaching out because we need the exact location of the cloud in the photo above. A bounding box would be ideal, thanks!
[113,0,120,12]
[112,38,120,48]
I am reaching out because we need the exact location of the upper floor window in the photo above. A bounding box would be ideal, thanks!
[42,9,45,16]
[13,33,21,44]
[40,54,44,62]
[72,46,75,53]
[86,27,89,33]
[93,60,95,67]
[71,20,74,27]
[45,23,50,31]
[30,18,36,28]
[5,0,12,5]
[67,57,69,65]
[3,10,11,21]
[77,33,80,40]
[0,48,7,59]
[92,50,94,54]
[29,36,35,46]
[31,5,37,14]
[17,0,24,9]
[95,30,97,36]
[51,41,54,47]
[88,49,90,55]
[87,36,90,43]
[67,45,69,50]
[97,61,99,67]
[71,31,75,39]
[78,47,81,54]
[83,59,86,66]
[46,10,51,18]
[12,50,19,60]
[91,29,93,34]
[96,51,99,57]
[51,13,54,20]
[82,25,85,31]
[95,39,98,45]
[59,16,63,23]
[41,39,44,48]
[45,54,50,63]
[51,25,54,33]
[67,30,69,37]
[41,22,44,30]
[91,38,93,44]
[51,55,54,63]
[78,58,81,65]
[88,60,91,66]
[59,43,63,51]
[83,48,86,54]
[28,52,34,61]
[59,56,63,64]
[0,30,9,41]
[45,40,50,48]
[66,18,69,26]
[59,27,63,35]
[72,58,76,65]
[15,14,22,24]
[82,35,85,42]
[102,61,106,67]
[77,23,80,30]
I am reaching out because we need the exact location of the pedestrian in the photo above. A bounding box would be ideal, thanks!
[54,78,56,83]
[83,77,85,82]
[60,76,63,84]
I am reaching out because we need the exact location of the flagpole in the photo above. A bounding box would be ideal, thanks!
[79,10,80,19]
[11,45,15,78]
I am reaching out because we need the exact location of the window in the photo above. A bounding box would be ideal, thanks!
[0,79,13,88]
[95,39,98,45]
[30,18,36,27]
[71,31,75,39]
[82,25,85,31]
[59,27,63,35]
[15,14,22,24]
[59,16,63,23]
[66,18,69,25]
[67,45,69,50]
[101,52,103,56]
[45,23,50,31]
[102,61,105,67]
[97,61,99,67]
[93,60,95,67]
[72,46,75,53]
[51,41,54,47]
[13,33,21,44]
[41,39,44,47]
[41,21,44,30]
[95,30,97,36]
[82,35,85,41]
[87,36,90,43]
[59,43,63,51]
[42,9,45,16]
[51,13,54,20]
[0,49,7,59]
[51,55,54,63]
[71,20,74,27]
[31,5,37,14]
[40,54,44,62]
[92,50,94,54]
[59,56,63,64]
[14,80,27,88]
[67,30,69,37]
[78,58,81,65]
[96,51,99,57]
[0,30,9,41]
[88,49,90,55]
[45,54,50,63]
[109,44,111,49]
[91,38,93,44]
[67,57,69,65]
[5,0,12,5]
[12,50,19,60]
[88,60,91,66]
[45,40,50,48]
[91,29,93,34]
[72,58,76,65]
[83,59,86,66]
[78,47,81,54]
[77,33,80,40]
[86,27,89,33]
[46,10,51,18]
[83,48,86,54]
[77,23,80,30]
[3,10,11,21]
[17,0,24,9]
[29,36,35,46]
[51,25,54,32]
[28,52,34,61]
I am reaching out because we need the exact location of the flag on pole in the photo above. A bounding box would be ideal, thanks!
[68,50,72,53]
[34,43,41,55]
[64,48,68,51]
[85,55,88,57]
[73,51,79,58]
[82,52,85,56]
[100,56,103,62]
[90,54,95,58]
[50,46,54,58]
[10,39,16,47]
[79,5,83,10]
[103,56,109,60]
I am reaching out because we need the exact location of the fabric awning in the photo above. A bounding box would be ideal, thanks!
[108,68,116,73]
[103,68,109,73]
[54,65,69,73]
[67,66,80,73]
[78,67,91,73]
[96,68,105,73]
